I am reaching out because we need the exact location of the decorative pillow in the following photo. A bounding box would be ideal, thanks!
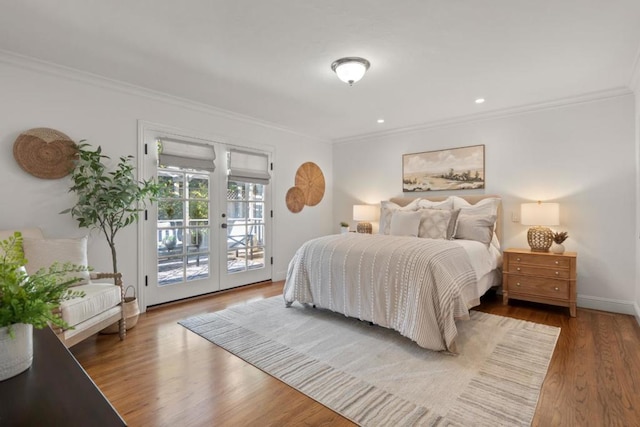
[379,199,421,235]
[454,214,497,245]
[389,211,422,237]
[417,209,453,240]
[416,198,454,210]
[22,236,91,285]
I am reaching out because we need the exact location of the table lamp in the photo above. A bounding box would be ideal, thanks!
[520,201,559,252]
[353,205,377,234]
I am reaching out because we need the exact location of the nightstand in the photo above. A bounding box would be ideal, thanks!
[502,248,577,317]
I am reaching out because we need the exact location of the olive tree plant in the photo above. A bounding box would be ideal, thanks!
[62,142,159,279]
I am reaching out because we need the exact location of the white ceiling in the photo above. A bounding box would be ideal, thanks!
[1,1,639,141]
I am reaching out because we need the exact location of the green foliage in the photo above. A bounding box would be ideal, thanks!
[340,222,349,227]
[62,142,160,275]
[553,231,569,244]
[0,232,86,333]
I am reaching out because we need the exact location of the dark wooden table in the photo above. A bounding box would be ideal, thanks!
[0,327,126,426]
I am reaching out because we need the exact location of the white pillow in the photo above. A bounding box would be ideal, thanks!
[451,196,500,216]
[22,237,91,285]
[389,211,422,237]
[417,209,454,240]
[416,198,454,210]
[379,199,421,235]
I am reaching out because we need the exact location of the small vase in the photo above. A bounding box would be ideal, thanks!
[551,243,565,254]
[340,226,349,235]
[0,323,33,381]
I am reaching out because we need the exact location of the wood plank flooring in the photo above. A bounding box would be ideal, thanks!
[71,281,640,427]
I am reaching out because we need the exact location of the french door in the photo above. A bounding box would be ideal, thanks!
[140,126,271,308]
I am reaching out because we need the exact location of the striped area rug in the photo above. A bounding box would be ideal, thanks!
[179,296,560,426]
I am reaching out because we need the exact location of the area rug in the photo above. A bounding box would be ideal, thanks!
[179,297,560,427]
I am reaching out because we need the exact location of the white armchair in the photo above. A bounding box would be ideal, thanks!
[0,228,125,347]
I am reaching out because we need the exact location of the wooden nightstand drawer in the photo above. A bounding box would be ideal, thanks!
[507,264,571,279]
[510,253,570,269]
[506,275,569,299]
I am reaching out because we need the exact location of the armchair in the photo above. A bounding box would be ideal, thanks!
[0,228,125,347]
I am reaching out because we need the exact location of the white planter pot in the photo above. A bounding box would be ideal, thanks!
[551,243,565,254]
[0,323,33,381]
[340,226,349,234]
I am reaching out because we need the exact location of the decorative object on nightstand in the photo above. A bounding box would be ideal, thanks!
[502,248,577,317]
[520,201,559,252]
[340,222,349,234]
[551,231,569,254]
[353,205,377,234]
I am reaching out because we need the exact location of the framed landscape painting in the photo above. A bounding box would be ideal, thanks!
[402,144,485,192]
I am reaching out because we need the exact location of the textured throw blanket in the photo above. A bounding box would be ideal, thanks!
[284,234,478,352]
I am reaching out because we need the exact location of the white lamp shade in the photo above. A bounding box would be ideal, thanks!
[521,202,559,226]
[353,205,378,221]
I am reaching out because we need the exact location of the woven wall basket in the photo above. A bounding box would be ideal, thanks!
[13,128,76,179]
[294,162,325,207]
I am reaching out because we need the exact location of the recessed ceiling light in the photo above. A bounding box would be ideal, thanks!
[377,119,385,124]
[475,98,485,104]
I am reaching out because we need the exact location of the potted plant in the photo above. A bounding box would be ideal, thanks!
[0,232,86,381]
[62,142,160,282]
[340,221,350,234]
[551,231,569,254]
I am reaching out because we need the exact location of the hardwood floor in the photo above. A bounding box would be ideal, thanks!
[71,281,640,427]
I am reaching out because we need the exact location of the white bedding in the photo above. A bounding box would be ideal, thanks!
[283,234,501,352]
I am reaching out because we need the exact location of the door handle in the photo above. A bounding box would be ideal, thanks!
[221,223,228,229]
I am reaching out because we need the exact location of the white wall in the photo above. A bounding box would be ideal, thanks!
[334,95,637,314]
[633,66,640,323]
[0,56,333,296]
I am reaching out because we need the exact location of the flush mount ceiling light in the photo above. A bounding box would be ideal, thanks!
[331,57,370,86]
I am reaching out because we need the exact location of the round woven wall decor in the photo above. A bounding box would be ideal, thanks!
[294,162,325,207]
[286,186,306,213]
[13,128,76,179]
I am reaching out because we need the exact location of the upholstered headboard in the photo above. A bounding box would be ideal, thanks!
[389,195,503,245]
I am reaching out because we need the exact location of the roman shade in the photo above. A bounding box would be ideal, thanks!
[227,149,271,184]
[158,138,216,172]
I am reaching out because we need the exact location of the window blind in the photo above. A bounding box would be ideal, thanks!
[227,149,270,184]
[158,138,216,172]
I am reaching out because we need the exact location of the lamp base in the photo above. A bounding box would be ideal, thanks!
[356,222,372,234]
[527,226,553,252]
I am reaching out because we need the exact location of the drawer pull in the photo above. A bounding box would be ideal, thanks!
[554,287,559,291]
[516,267,521,271]
[555,261,559,265]
[516,257,521,261]
[555,271,559,276]
[516,282,521,287]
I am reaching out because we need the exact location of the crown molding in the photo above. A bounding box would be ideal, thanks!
[333,87,633,145]
[0,49,330,145]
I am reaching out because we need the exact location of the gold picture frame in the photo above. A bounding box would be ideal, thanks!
[402,144,485,192]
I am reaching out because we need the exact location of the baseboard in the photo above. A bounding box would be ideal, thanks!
[577,294,637,316]
[634,302,640,326]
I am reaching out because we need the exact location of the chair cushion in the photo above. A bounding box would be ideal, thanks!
[59,282,122,328]
[22,236,91,285]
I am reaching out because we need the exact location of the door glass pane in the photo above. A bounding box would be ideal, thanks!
[226,180,265,273]
[158,167,210,286]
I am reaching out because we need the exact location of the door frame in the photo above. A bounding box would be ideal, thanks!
[136,120,274,311]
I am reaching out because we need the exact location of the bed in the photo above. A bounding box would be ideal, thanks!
[283,195,503,353]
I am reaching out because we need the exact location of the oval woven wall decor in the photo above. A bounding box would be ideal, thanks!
[286,186,306,213]
[13,128,76,179]
[294,162,325,207]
